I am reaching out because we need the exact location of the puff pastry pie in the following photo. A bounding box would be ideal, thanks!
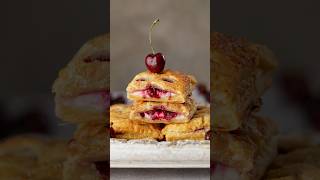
[161,106,210,141]
[126,69,196,103]
[211,116,278,180]
[130,98,196,124]
[265,146,320,180]
[110,104,164,140]
[211,32,277,131]
[53,33,109,123]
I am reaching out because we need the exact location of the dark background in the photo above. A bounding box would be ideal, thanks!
[213,0,320,135]
[0,0,108,138]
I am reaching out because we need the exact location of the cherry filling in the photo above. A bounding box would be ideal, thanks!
[94,161,108,180]
[139,85,172,99]
[140,107,178,121]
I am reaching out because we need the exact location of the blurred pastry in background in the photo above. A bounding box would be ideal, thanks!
[265,139,320,180]
[211,32,277,131]
[53,34,109,124]
[0,135,67,180]
[68,121,107,162]
[211,116,278,180]
[66,122,107,180]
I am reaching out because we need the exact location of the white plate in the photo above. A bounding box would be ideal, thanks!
[110,139,210,168]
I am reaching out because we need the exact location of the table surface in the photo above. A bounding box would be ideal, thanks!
[111,168,210,180]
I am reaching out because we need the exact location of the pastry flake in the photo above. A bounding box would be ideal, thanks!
[211,32,277,131]
[53,33,110,123]
[130,98,196,124]
[126,69,196,103]
[110,104,164,140]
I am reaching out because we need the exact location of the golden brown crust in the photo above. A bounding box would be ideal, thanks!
[211,32,277,131]
[162,106,209,141]
[52,33,109,97]
[211,116,278,172]
[130,98,196,124]
[110,104,164,140]
[126,69,196,103]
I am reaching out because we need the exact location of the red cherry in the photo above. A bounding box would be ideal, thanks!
[145,53,165,73]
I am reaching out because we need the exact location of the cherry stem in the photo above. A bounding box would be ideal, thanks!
[149,18,160,54]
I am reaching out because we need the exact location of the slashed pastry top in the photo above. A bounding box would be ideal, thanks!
[130,98,196,124]
[211,32,277,131]
[52,33,109,97]
[126,69,197,103]
[161,106,210,141]
[110,104,163,140]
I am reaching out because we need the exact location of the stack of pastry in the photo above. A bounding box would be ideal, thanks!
[210,32,278,180]
[52,33,109,180]
[110,68,210,141]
